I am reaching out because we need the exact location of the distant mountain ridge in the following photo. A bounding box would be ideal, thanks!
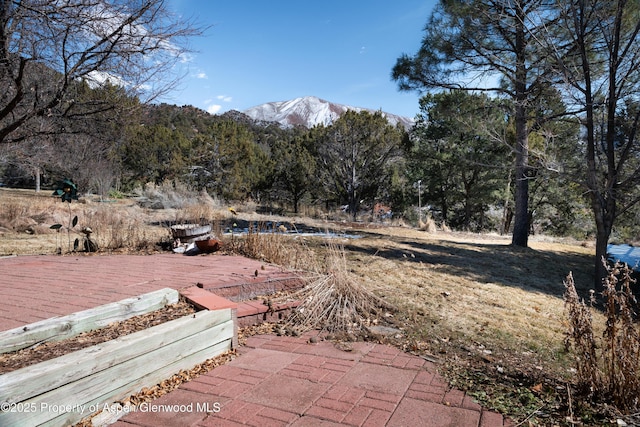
[242,96,414,129]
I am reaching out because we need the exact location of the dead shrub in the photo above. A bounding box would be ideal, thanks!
[418,213,438,233]
[0,199,55,233]
[170,191,225,225]
[564,261,640,412]
[0,202,28,223]
[136,181,199,210]
[81,206,160,252]
[283,242,393,334]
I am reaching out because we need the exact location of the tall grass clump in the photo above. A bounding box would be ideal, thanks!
[564,261,640,412]
[226,222,312,269]
[283,242,394,334]
[82,206,159,252]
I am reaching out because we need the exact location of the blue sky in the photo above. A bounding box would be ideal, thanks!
[163,1,437,119]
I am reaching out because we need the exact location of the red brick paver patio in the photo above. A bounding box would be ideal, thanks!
[0,253,297,329]
[114,333,508,427]
[0,254,511,427]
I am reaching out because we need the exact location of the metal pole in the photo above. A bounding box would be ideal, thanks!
[418,180,422,223]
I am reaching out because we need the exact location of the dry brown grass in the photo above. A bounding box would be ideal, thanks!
[0,189,170,254]
[226,222,315,269]
[339,229,596,365]
[0,188,611,424]
[282,242,394,335]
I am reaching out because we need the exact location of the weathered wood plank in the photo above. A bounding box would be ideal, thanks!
[0,308,231,404]
[0,311,233,427]
[44,340,232,427]
[0,288,179,354]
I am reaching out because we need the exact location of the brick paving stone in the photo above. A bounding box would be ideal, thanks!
[217,399,251,420]
[362,409,393,427]
[318,369,347,384]
[404,357,427,370]
[198,418,245,427]
[179,379,217,395]
[260,340,304,353]
[337,363,416,396]
[413,370,437,384]
[323,384,351,401]
[281,364,328,383]
[305,404,347,423]
[0,254,301,331]
[409,379,447,395]
[229,371,269,385]
[294,353,324,367]
[241,375,330,414]
[323,360,356,372]
[341,388,366,405]
[480,410,506,427]
[217,380,254,399]
[213,365,270,384]
[359,397,397,412]
[387,397,481,427]
[227,347,300,373]
[118,389,210,427]
[294,340,374,361]
[444,388,467,407]
[245,416,288,427]
[289,415,344,426]
[314,397,355,412]
[223,401,266,424]
[463,395,483,411]
[187,373,227,388]
[244,334,274,348]
[342,405,373,426]
[258,406,299,424]
[405,389,447,403]
[391,355,415,368]
[361,354,393,365]
[364,390,402,404]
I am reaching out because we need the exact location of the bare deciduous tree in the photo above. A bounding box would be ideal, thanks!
[0,0,201,144]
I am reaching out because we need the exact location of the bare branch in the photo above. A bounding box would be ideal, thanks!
[0,0,203,144]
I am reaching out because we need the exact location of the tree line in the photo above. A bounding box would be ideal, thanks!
[2,93,632,243]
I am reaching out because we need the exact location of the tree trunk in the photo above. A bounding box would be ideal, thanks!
[511,8,530,248]
[590,178,616,292]
[512,162,529,246]
[594,228,609,292]
[35,167,41,192]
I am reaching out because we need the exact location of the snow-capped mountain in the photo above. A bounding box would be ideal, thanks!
[242,96,414,129]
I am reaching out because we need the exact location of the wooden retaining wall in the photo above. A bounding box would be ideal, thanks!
[0,294,234,427]
[0,288,180,354]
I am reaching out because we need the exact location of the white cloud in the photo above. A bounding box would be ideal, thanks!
[207,104,222,114]
[204,95,232,114]
[179,52,194,63]
[196,72,207,79]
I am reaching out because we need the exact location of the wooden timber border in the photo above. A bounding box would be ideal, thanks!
[0,288,180,354]
[0,289,235,427]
